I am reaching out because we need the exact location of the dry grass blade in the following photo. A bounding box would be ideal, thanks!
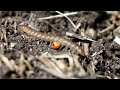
[42,20,61,32]
[55,11,76,28]
[47,53,74,67]
[0,59,1,67]
[13,21,17,30]
[36,56,65,78]
[36,53,70,78]
[0,28,4,41]
[19,53,33,71]
[39,66,66,79]
[66,31,96,42]
[92,49,104,57]
[23,60,33,71]
[0,42,5,54]
[106,11,119,15]
[19,52,34,73]
[80,30,90,56]
[36,53,63,73]
[1,27,8,47]
[18,53,26,76]
[38,12,77,20]
[28,13,34,23]
[35,52,90,79]
[72,54,87,77]
[98,24,115,34]
[51,59,67,71]
[86,61,96,79]
[0,54,14,71]
[73,22,81,32]
[10,60,19,72]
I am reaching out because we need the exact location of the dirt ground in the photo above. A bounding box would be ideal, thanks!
[0,11,120,79]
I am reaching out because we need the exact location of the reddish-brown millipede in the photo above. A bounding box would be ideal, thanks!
[18,25,84,56]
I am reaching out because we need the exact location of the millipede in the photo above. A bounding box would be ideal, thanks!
[18,24,85,56]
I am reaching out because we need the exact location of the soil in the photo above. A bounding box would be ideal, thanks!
[0,11,120,79]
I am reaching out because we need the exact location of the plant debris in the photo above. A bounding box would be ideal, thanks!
[0,11,120,79]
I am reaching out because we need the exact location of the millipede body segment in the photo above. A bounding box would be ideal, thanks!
[19,25,84,56]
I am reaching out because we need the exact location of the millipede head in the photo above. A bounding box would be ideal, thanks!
[52,42,61,49]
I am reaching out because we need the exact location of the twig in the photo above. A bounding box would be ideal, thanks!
[96,74,107,79]
[66,31,96,42]
[37,12,77,20]
[0,54,14,71]
[92,49,104,57]
[1,27,8,48]
[55,11,76,28]
[86,61,96,79]
[106,11,119,16]
[0,59,1,67]
[38,12,94,42]
[47,53,74,68]
[36,53,64,75]
[43,20,60,32]
[99,24,115,34]
[10,60,19,72]
[73,22,81,32]
[37,52,90,79]
[42,20,95,42]
[38,11,81,33]
[28,13,34,23]
[80,30,90,56]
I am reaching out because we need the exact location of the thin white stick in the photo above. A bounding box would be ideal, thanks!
[73,22,81,32]
[113,36,120,45]
[38,12,77,20]
[99,24,114,34]
[55,11,76,28]
[28,13,34,23]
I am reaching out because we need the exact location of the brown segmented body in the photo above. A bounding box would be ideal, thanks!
[19,25,84,56]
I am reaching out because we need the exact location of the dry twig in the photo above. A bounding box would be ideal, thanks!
[0,54,14,71]
[98,24,115,34]
[55,11,76,28]
[35,52,94,79]
[38,12,78,20]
